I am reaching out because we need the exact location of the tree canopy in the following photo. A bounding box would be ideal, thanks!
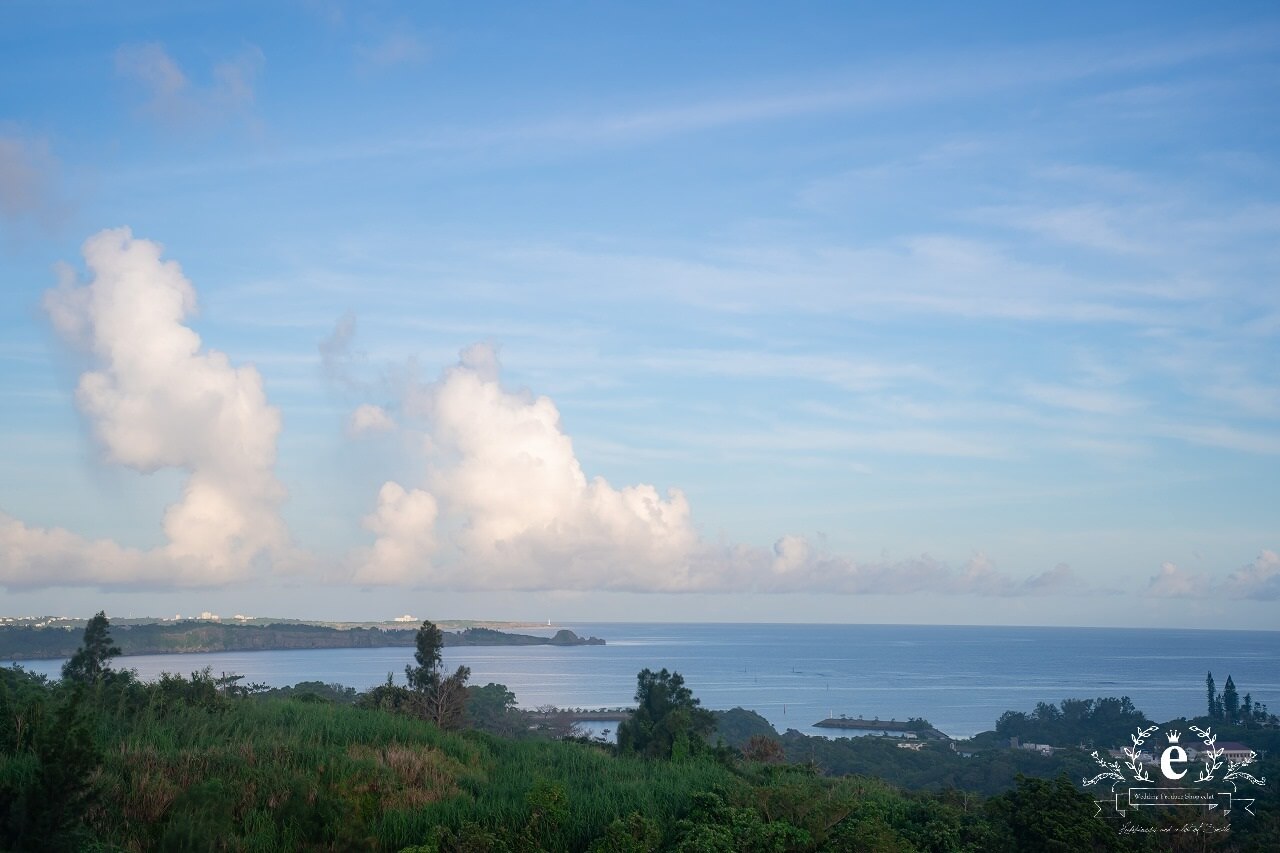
[61,611,121,685]
[405,619,444,692]
[617,668,715,759]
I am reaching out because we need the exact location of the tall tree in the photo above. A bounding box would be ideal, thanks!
[61,611,121,685]
[1223,675,1239,724]
[617,668,715,759]
[1206,671,1218,720]
[405,620,444,692]
[403,620,469,729]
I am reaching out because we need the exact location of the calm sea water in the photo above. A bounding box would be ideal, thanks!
[18,623,1280,738]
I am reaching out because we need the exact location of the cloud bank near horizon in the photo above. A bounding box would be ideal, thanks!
[1145,550,1280,601]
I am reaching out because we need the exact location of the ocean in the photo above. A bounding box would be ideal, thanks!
[17,623,1280,738]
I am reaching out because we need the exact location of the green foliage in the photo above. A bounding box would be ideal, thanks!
[618,669,716,760]
[152,667,224,715]
[158,779,239,851]
[0,677,102,851]
[743,735,786,765]
[1223,675,1240,724]
[4,652,1268,851]
[587,811,661,853]
[711,707,778,748]
[407,620,445,692]
[361,672,416,713]
[466,682,529,737]
[994,696,1150,748]
[1200,672,1275,728]
[256,680,360,704]
[522,778,571,849]
[60,611,121,685]
[404,620,471,730]
[985,775,1129,852]
[672,790,811,852]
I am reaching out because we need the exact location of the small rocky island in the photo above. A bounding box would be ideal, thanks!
[0,620,605,661]
[446,627,605,647]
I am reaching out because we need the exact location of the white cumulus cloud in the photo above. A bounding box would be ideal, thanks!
[354,482,438,585]
[1143,561,1211,598]
[351,342,1082,598]
[347,403,396,436]
[1220,550,1280,601]
[356,344,700,590]
[0,228,291,589]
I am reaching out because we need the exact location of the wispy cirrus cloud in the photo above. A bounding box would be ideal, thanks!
[109,23,1280,179]
[356,31,428,70]
[634,348,933,392]
[1022,383,1145,416]
[115,42,264,129]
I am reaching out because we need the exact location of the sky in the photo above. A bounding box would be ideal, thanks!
[1,1,1277,629]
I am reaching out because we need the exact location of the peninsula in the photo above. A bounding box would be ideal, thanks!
[0,619,604,661]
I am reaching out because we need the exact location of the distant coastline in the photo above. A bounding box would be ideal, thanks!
[0,620,604,662]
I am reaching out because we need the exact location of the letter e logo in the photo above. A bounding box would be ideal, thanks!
[1160,745,1187,780]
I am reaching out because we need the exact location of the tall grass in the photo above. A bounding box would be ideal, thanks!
[84,697,747,851]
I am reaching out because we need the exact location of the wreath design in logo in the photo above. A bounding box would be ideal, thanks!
[1083,725,1267,790]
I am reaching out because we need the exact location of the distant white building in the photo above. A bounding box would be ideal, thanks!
[199,611,221,621]
[393,614,417,622]
[1218,742,1258,763]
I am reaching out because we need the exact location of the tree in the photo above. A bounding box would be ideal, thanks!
[61,611,121,685]
[587,811,660,853]
[1206,671,1219,720]
[1223,675,1239,724]
[530,704,581,740]
[617,668,715,759]
[405,620,444,692]
[743,734,786,764]
[1,668,102,849]
[402,620,469,729]
[422,667,470,731]
[986,775,1121,852]
[466,683,526,736]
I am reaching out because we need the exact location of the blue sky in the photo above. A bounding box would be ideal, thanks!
[1,1,1277,628]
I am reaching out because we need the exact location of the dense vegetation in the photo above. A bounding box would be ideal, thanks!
[2,614,1276,851]
[0,621,602,661]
